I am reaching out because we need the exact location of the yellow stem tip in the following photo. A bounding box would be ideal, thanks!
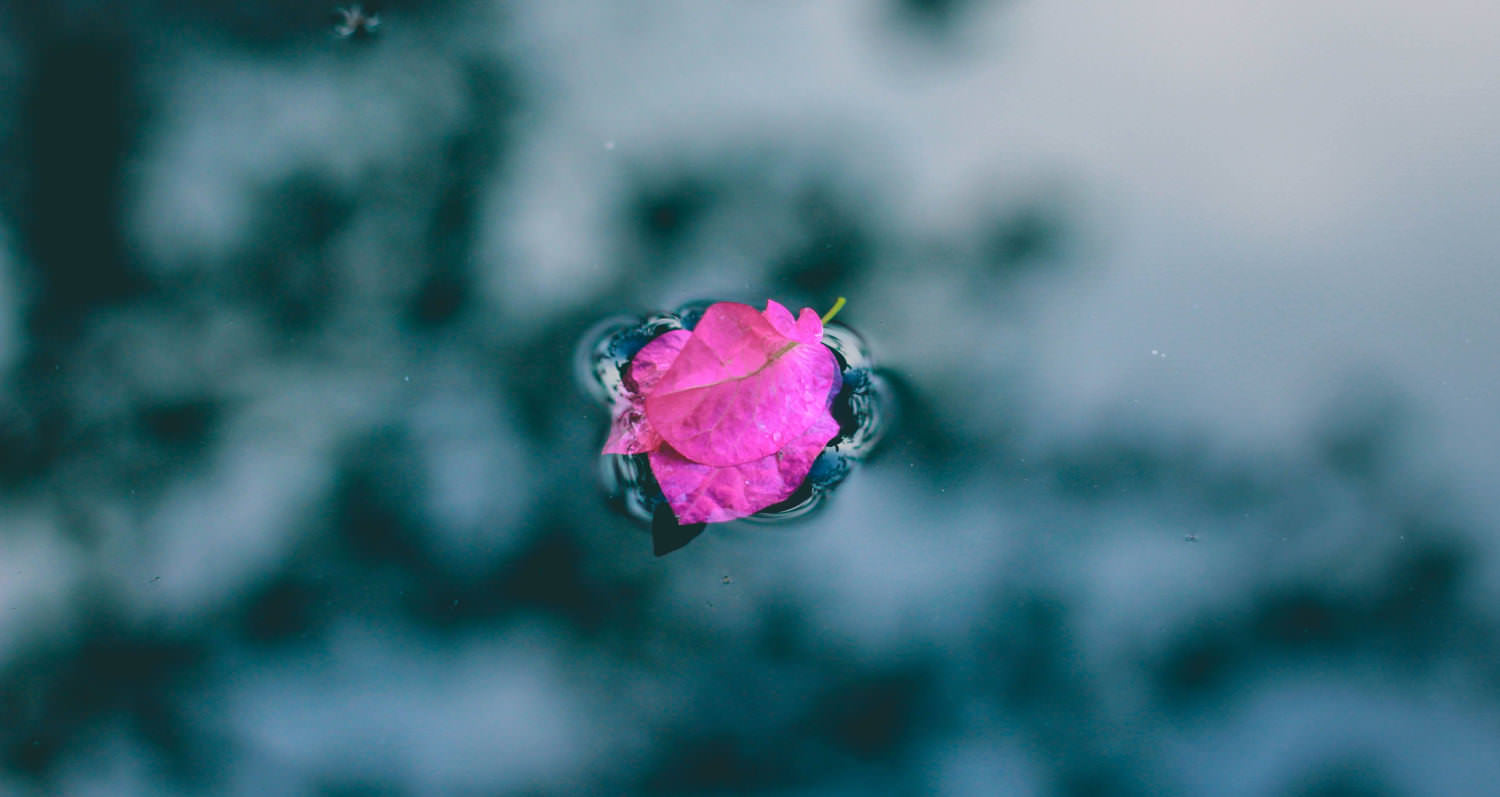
[820,296,847,325]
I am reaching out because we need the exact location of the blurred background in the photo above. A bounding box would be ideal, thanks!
[2,1,1499,794]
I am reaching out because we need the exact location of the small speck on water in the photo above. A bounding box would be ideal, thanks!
[1184,534,1198,543]
[334,5,380,39]
[604,140,616,150]
[403,375,410,382]
[721,575,733,585]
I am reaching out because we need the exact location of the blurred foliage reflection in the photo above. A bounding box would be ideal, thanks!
[2,2,1499,796]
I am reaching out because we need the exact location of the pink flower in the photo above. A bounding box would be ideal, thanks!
[603,300,843,524]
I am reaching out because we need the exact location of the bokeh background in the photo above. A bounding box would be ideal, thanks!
[3,1,1499,795]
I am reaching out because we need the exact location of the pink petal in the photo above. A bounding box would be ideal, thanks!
[761,299,823,345]
[601,329,690,455]
[601,403,661,455]
[627,329,692,396]
[650,413,840,524]
[644,302,839,467]
[793,307,823,343]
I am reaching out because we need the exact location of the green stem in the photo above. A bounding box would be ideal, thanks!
[820,296,847,325]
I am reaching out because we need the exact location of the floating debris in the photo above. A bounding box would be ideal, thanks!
[580,299,893,536]
[334,5,380,39]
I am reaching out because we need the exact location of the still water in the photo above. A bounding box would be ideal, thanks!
[1,2,1498,795]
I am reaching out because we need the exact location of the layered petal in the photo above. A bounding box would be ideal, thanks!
[602,301,845,526]
[601,329,690,455]
[650,413,840,524]
[761,299,824,345]
[645,302,839,467]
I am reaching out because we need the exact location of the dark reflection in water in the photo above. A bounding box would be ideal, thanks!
[0,2,1498,796]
